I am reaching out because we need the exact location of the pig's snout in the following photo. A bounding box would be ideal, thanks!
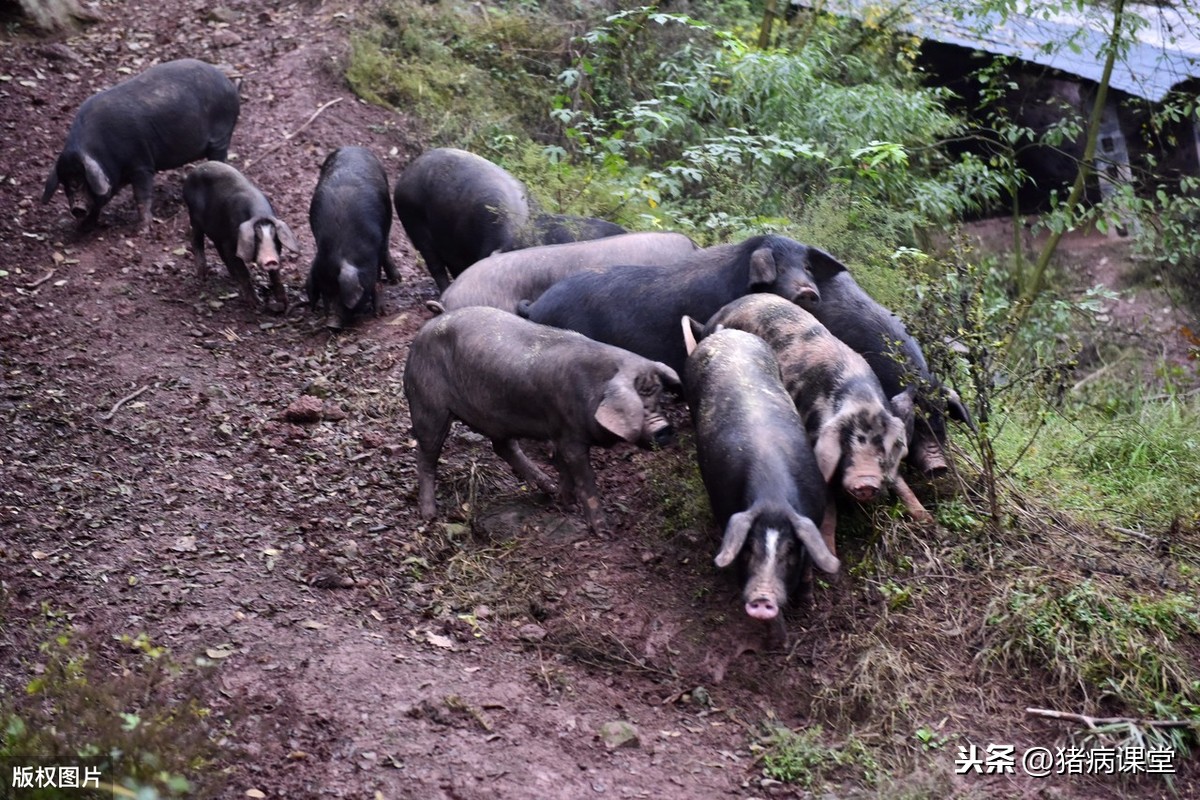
[915,438,949,476]
[650,421,674,448]
[795,286,819,304]
[70,204,89,220]
[848,477,881,503]
[642,413,674,449]
[746,595,780,621]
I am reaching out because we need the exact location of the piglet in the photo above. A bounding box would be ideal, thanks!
[183,161,300,312]
[404,307,679,533]
[307,147,398,329]
[683,327,839,639]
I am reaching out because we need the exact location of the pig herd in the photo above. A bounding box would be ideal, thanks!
[41,58,972,634]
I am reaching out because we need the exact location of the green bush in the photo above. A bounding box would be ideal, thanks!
[1,617,230,799]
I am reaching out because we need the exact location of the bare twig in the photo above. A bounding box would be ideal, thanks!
[1026,707,1197,730]
[100,384,152,421]
[22,269,57,290]
[244,97,344,170]
[1106,524,1155,543]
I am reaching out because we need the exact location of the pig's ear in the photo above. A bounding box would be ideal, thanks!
[748,247,777,286]
[889,387,915,428]
[890,386,917,439]
[42,168,59,203]
[807,247,848,281]
[681,316,703,356]
[274,219,301,254]
[788,512,839,574]
[652,361,682,393]
[82,154,111,197]
[715,511,753,568]
[594,379,643,443]
[236,220,257,264]
[339,260,365,310]
[813,424,842,484]
[945,388,976,432]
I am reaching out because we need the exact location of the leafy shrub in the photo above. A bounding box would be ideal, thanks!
[1,616,230,799]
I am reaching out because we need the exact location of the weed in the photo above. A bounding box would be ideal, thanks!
[982,576,1200,722]
[1,614,231,798]
[753,724,879,789]
[346,0,570,146]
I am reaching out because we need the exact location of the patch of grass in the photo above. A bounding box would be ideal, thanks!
[995,396,1200,529]
[1,614,230,798]
[481,137,638,227]
[981,576,1200,721]
[753,724,879,789]
[631,433,711,539]
[346,0,571,146]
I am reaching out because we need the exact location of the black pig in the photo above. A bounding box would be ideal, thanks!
[518,235,832,375]
[404,307,679,534]
[436,232,698,314]
[307,147,398,329]
[183,162,300,312]
[392,148,626,291]
[684,327,839,635]
[802,252,973,475]
[42,59,240,232]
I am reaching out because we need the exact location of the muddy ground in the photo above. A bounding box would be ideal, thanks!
[1,1,1196,798]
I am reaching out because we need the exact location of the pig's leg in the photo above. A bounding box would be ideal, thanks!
[412,411,452,520]
[555,440,606,533]
[380,251,399,284]
[820,491,838,557]
[225,257,259,309]
[492,440,557,496]
[192,226,209,279]
[408,227,452,292]
[549,446,577,508]
[131,171,155,231]
[892,476,933,523]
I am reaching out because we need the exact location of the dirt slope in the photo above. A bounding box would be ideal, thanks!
[0,2,1194,799]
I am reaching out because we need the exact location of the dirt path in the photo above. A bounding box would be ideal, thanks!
[1,3,1193,799]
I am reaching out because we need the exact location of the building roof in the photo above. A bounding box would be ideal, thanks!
[794,1,1200,102]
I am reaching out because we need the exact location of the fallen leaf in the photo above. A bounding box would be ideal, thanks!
[171,536,197,553]
[206,648,234,659]
[245,791,266,799]
[426,632,455,650]
[299,619,327,630]
[31,551,49,560]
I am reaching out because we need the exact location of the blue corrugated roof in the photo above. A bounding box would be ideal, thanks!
[794,1,1200,102]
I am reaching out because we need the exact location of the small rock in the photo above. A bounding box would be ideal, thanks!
[303,377,333,398]
[213,30,243,48]
[517,623,547,643]
[204,6,238,23]
[598,721,640,750]
[321,402,346,422]
[284,395,324,424]
[381,443,405,457]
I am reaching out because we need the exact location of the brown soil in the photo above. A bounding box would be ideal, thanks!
[1,3,1196,799]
